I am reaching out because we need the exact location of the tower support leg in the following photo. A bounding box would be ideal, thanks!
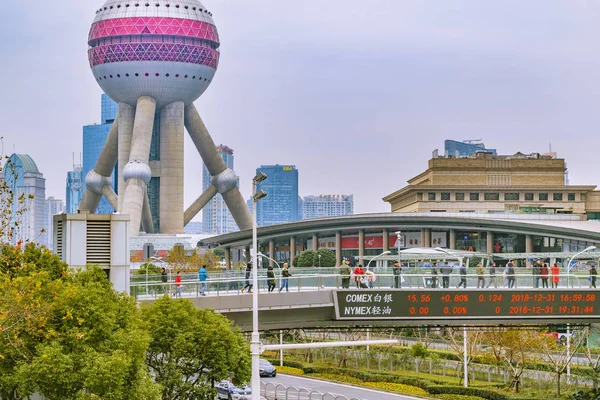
[159,101,185,233]
[79,108,119,213]
[118,103,135,211]
[121,96,156,236]
[184,104,253,230]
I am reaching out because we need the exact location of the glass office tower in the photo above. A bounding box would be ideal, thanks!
[255,164,299,226]
[82,94,118,214]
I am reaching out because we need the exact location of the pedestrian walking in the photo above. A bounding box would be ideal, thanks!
[175,271,182,298]
[340,260,351,288]
[540,262,549,288]
[392,261,403,289]
[551,263,560,289]
[242,263,253,293]
[476,263,485,288]
[533,260,542,289]
[590,265,597,289]
[267,265,276,292]
[507,261,516,288]
[279,263,291,292]
[198,265,208,296]
[486,262,497,288]
[431,262,439,289]
[441,263,452,288]
[161,267,168,294]
[457,264,467,288]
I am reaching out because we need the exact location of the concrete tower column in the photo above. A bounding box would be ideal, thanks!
[159,101,185,233]
[121,96,156,236]
[312,234,318,251]
[269,240,275,267]
[487,232,494,253]
[526,234,533,253]
[225,248,231,269]
[449,229,456,250]
[117,103,135,211]
[358,229,365,266]
[382,229,389,252]
[289,237,296,266]
[335,231,342,267]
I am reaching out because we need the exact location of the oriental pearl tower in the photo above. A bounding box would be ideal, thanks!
[79,0,252,235]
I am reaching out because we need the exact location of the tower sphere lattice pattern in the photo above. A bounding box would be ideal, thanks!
[89,0,219,108]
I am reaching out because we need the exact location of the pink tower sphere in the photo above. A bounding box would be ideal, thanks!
[88,0,219,108]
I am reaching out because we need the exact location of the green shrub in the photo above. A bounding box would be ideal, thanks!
[428,386,510,400]
[411,342,429,358]
[434,395,487,400]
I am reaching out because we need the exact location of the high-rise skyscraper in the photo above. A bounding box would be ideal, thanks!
[65,155,83,214]
[82,94,118,214]
[3,154,46,246]
[255,165,299,226]
[202,145,238,234]
[45,197,64,249]
[302,194,354,220]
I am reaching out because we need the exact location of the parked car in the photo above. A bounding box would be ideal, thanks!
[215,380,251,399]
[259,359,277,377]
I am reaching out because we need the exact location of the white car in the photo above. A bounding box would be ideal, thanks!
[215,380,252,400]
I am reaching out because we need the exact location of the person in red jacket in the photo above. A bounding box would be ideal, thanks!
[551,263,560,289]
[175,271,182,298]
[354,264,365,288]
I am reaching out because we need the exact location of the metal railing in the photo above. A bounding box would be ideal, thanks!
[261,381,360,400]
[129,272,598,301]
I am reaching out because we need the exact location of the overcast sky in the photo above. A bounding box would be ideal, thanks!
[2,0,600,218]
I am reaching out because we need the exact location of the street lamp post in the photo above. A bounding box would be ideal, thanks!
[567,246,596,288]
[251,172,267,400]
[318,254,321,267]
[366,251,392,271]
[435,247,467,387]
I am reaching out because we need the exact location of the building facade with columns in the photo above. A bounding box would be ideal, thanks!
[383,151,600,218]
[202,213,600,269]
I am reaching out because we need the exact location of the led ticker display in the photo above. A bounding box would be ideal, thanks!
[333,290,600,321]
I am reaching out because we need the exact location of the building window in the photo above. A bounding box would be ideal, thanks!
[553,193,563,201]
[568,193,576,201]
[455,193,465,201]
[441,192,450,201]
[484,193,499,201]
[470,193,479,201]
[588,212,600,221]
[504,193,519,201]
[524,193,534,201]
[539,193,548,201]
[428,192,436,201]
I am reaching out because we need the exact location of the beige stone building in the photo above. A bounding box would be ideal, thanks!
[383,152,600,220]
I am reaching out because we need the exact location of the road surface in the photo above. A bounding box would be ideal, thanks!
[262,374,431,400]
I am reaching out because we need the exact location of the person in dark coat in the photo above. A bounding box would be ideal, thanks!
[242,263,253,293]
[590,265,597,289]
[457,264,467,288]
[392,261,403,289]
[431,262,439,288]
[486,262,497,288]
[267,266,276,292]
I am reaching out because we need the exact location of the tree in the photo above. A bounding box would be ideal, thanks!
[295,250,317,267]
[483,329,542,392]
[582,325,600,389]
[213,248,226,259]
[540,327,587,397]
[316,248,336,267]
[0,249,160,400]
[166,247,219,272]
[135,262,163,276]
[445,327,484,385]
[141,296,250,400]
